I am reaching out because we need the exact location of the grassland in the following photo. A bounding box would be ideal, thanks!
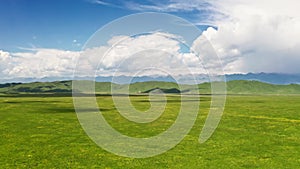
[1,94,300,168]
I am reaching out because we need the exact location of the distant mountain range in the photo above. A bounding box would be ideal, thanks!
[1,73,300,85]
[225,73,300,84]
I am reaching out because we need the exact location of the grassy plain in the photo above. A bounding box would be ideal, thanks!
[1,94,300,168]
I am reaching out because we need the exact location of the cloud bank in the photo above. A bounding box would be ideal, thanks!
[0,49,79,80]
[200,0,300,73]
[92,0,300,74]
[1,32,208,81]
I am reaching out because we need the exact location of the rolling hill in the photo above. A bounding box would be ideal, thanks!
[2,73,300,84]
[1,80,300,95]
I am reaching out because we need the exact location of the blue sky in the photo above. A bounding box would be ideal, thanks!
[0,0,210,52]
[0,0,135,51]
[0,0,300,81]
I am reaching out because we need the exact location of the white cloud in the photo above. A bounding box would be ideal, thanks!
[79,32,206,77]
[103,0,300,74]
[0,32,209,81]
[88,0,111,6]
[0,50,13,77]
[124,0,211,12]
[0,50,10,60]
[0,48,80,80]
[199,0,300,73]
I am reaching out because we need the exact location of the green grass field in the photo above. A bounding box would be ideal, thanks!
[1,95,300,168]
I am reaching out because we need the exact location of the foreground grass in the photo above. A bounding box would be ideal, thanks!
[0,95,300,168]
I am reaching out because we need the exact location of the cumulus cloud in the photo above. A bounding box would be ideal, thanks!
[0,50,13,77]
[79,32,206,77]
[102,0,300,74]
[1,32,211,81]
[199,0,300,73]
[0,48,80,81]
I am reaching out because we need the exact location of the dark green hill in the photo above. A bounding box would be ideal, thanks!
[226,80,300,94]
[0,81,72,94]
[143,87,181,94]
[1,80,300,95]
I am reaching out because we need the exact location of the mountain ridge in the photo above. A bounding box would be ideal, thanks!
[1,80,300,95]
[1,73,300,85]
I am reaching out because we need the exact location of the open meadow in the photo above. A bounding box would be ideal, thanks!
[1,94,300,168]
